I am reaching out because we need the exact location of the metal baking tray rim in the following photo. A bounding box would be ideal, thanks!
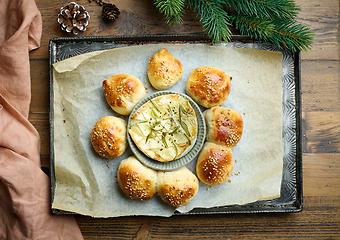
[49,34,302,215]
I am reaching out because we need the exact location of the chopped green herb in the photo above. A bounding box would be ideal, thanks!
[162,132,168,148]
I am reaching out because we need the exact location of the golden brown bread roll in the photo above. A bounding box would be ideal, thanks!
[185,66,231,108]
[157,167,199,208]
[204,106,243,148]
[147,48,183,90]
[196,142,233,186]
[90,116,127,159]
[103,74,146,115]
[117,156,158,201]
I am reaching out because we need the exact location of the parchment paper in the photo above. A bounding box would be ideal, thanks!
[52,43,283,217]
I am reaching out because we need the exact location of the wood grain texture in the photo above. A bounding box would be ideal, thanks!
[30,59,50,168]
[74,194,340,239]
[28,0,340,238]
[303,153,340,197]
[297,0,339,61]
[30,0,206,59]
[301,60,340,112]
[303,111,340,153]
[300,60,340,153]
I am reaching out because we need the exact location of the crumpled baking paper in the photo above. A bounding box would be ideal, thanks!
[52,43,283,217]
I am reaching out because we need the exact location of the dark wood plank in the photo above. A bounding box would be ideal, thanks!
[29,59,49,113]
[303,111,340,153]
[30,0,205,60]
[298,0,339,61]
[300,60,340,153]
[75,197,340,240]
[303,153,340,197]
[301,60,339,112]
[29,59,50,168]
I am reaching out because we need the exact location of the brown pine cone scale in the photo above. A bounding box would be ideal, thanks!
[58,2,90,34]
[102,2,120,21]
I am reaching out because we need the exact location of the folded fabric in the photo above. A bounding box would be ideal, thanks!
[0,0,83,239]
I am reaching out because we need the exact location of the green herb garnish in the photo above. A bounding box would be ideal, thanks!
[150,99,161,113]
[179,106,191,137]
[162,132,168,148]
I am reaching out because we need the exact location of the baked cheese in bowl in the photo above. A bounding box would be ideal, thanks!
[127,91,206,170]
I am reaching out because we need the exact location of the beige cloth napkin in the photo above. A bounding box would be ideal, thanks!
[0,0,83,239]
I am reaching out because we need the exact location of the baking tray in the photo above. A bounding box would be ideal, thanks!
[49,34,302,214]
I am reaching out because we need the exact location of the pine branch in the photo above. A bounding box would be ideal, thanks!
[224,0,300,20]
[230,15,275,40]
[154,0,185,25]
[227,0,314,51]
[271,18,315,51]
[153,0,314,51]
[186,0,232,43]
[231,14,314,51]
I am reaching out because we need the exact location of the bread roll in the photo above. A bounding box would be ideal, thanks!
[90,116,127,159]
[185,66,231,108]
[147,48,183,90]
[196,142,233,186]
[103,74,146,115]
[157,167,199,208]
[204,106,243,148]
[117,156,158,201]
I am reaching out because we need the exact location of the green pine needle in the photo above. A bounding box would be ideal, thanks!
[231,14,314,51]
[224,0,300,20]
[230,15,275,40]
[154,0,185,25]
[187,0,232,43]
[272,18,315,51]
[154,0,314,51]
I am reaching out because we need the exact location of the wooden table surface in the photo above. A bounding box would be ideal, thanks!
[30,0,339,239]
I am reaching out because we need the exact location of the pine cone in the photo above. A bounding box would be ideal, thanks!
[102,2,120,21]
[58,2,90,35]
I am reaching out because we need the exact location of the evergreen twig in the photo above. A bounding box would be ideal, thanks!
[154,0,186,25]
[230,15,275,40]
[186,0,232,43]
[223,0,300,20]
[153,0,314,51]
[230,14,314,51]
